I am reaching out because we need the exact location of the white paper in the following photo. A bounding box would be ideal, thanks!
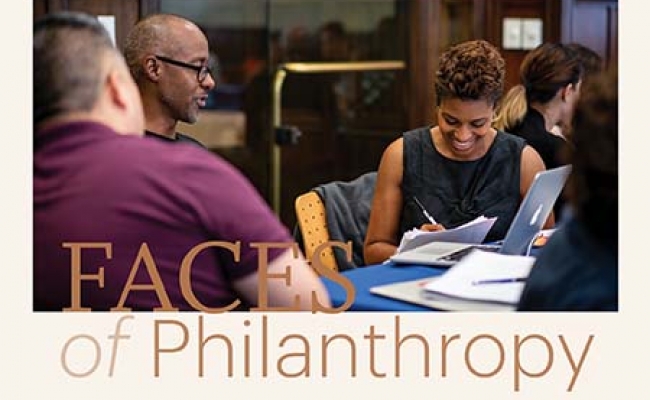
[396,215,497,253]
[422,250,535,305]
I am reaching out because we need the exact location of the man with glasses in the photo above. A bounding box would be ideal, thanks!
[124,14,216,148]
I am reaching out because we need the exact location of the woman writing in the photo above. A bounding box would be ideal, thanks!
[364,40,547,265]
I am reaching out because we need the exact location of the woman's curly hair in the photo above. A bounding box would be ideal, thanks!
[435,39,505,106]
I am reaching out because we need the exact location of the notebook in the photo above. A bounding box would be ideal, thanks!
[371,250,536,311]
[370,276,517,311]
[389,165,571,267]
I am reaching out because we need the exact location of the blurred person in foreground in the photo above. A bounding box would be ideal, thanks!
[518,66,618,311]
[33,11,330,311]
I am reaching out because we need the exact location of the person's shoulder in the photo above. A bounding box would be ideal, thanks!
[402,125,431,139]
[494,130,527,155]
[125,134,230,172]
[176,132,208,148]
[496,129,526,144]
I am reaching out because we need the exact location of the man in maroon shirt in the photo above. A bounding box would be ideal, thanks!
[33,12,332,312]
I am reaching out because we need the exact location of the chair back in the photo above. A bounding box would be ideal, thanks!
[294,191,339,272]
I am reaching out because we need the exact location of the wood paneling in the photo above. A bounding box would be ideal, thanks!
[607,5,617,65]
[33,0,144,50]
[407,0,439,126]
[33,0,618,229]
[562,0,618,67]
[484,0,562,90]
[33,0,47,18]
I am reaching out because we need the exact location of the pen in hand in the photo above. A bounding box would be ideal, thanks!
[472,277,527,285]
[412,196,437,224]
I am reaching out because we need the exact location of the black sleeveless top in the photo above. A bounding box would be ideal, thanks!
[400,126,525,243]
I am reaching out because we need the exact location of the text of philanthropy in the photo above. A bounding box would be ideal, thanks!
[60,315,594,392]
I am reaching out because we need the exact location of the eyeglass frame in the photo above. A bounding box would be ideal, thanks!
[154,54,214,83]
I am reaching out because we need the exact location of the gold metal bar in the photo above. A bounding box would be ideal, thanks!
[270,60,406,215]
[282,61,406,73]
[271,68,287,215]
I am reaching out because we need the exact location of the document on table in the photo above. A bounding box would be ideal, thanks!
[422,249,535,306]
[396,215,497,254]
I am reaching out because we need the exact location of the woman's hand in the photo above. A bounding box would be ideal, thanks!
[419,223,446,232]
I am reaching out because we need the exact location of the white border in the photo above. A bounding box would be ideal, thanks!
[5,1,647,398]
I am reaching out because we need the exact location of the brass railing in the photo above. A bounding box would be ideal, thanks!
[271,60,406,214]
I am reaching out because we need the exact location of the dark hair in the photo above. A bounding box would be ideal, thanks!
[435,40,505,106]
[567,66,618,245]
[567,42,603,78]
[520,43,583,104]
[34,11,115,126]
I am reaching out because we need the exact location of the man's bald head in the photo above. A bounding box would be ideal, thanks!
[123,14,206,85]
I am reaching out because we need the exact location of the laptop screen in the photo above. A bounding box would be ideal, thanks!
[499,165,571,255]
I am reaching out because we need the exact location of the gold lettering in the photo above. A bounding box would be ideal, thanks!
[464,334,505,377]
[277,335,310,377]
[394,315,430,377]
[180,241,241,313]
[365,325,387,377]
[322,334,357,377]
[112,243,176,311]
[441,334,461,377]
[514,334,554,392]
[559,334,594,392]
[153,319,189,377]
[198,314,234,377]
[311,241,355,313]
[63,242,111,312]
[250,242,300,311]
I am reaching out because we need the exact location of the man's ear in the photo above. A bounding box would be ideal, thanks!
[143,56,161,82]
[106,68,127,109]
[105,68,129,110]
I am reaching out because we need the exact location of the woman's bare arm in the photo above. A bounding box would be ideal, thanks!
[363,139,406,265]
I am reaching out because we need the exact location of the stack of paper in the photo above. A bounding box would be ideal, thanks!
[422,249,535,308]
[396,215,497,253]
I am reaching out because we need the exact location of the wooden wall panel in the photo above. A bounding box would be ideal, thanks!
[607,5,617,66]
[33,0,145,50]
[32,0,617,228]
[484,0,562,90]
[562,0,618,67]
[407,0,439,127]
[33,0,47,18]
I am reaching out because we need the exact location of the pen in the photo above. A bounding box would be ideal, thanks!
[412,196,437,224]
[472,277,527,285]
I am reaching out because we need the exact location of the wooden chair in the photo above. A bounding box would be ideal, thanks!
[294,191,338,272]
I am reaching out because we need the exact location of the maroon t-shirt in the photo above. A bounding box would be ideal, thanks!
[34,121,291,311]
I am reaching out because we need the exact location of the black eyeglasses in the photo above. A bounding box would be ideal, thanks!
[154,55,213,83]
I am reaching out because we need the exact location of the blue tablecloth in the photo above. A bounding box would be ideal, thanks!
[321,262,447,311]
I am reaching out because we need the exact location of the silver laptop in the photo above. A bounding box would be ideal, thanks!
[389,165,571,267]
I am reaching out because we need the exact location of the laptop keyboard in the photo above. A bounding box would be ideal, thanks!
[439,244,501,262]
